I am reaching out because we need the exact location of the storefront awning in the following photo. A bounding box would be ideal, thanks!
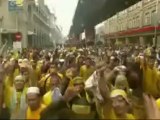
[1,28,17,33]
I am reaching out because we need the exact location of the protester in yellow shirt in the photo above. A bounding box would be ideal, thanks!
[39,64,63,95]
[80,57,94,81]
[3,62,15,109]
[43,73,61,106]
[103,89,135,119]
[26,87,46,120]
[143,55,159,97]
[10,75,28,119]
[65,66,78,87]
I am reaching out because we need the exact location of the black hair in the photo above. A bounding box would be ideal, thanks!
[45,55,50,61]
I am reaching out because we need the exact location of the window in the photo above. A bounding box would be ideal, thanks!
[144,12,151,25]
[151,10,156,24]
[128,19,133,29]
[136,16,140,27]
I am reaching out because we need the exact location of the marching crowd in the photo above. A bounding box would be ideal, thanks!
[0,44,160,119]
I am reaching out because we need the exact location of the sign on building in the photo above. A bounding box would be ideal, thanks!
[16,0,24,10]
[8,0,17,11]
[13,41,22,50]
[16,0,23,7]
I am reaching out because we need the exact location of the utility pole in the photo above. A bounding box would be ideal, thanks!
[0,16,3,47]
[154,0,159,47]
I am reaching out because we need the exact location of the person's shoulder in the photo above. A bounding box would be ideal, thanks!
[127,114,135,119]
[41,104,47,110]
[43,91,52,98]
[81,65,86,69]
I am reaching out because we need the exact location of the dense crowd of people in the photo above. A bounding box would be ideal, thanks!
[0,44,160,119]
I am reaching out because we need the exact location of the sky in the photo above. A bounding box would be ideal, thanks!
[45,0,78,36]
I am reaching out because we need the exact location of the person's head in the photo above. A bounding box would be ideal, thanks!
[58,59,65,68]
[50,74,61,90]
[115,75,129,93]
[27,87,41,111]
[73,77,85,93]
[41,62,50,74]
[14,75,25,91]
[68,54,76,67]
[66,67,78,79]
[147,55,155,69]
[4,62,14,74]
[18,59,23,66]
[78,56,84,64]
[45,55,50,61]
[110,56,120,68]
[110,89,129,117]
[19,63,29,81]
[13,59,19,68]
[85,57,92,67]
[31,60,37,69]
[49,64,58,74]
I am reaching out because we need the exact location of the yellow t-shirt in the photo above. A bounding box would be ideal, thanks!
[103,108,135,119]
[80,65,94,81]
[4,75,14,108]
[39,73,63,92]
[26,104,46,120]
[43,91,52,106]
[143,66,159,97]
[46,73,63,91]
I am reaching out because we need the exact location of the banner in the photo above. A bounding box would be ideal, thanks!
[13,41,22,50]
[8,0,17,11]
[16,0,23,7]
[16,0,24,10]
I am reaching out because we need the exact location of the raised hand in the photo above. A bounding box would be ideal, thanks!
[143,94,160,119]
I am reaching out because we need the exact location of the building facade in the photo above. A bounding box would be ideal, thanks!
[98,0,160,46]
[0,0,28,48]
[0,0,60,49]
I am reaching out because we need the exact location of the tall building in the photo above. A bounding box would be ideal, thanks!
[0,0,60,49]
[102,0,160,46]
[28,0,52,48]
[0,0,28,48]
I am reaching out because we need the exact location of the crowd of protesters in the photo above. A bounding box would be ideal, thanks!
[0,43,160,119]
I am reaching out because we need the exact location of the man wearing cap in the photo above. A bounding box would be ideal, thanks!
[10,75,27,119]
[102,89,135,119]
[26,87,46,119]
[68,77,98,119]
